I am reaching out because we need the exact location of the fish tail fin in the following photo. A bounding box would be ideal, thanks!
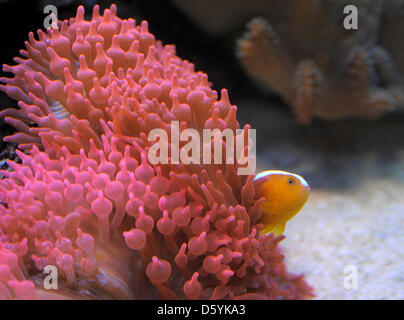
[262,223,286,236]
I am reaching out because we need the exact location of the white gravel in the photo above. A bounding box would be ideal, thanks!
[282,177,404,299]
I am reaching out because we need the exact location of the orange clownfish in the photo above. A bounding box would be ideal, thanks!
[254,170,310,236]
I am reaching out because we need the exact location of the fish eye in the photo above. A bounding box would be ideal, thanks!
[287,178,295,185]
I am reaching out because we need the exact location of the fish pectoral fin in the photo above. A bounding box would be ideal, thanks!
[262,223,286,236]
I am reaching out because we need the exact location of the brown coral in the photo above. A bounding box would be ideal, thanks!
[173,0,404,124]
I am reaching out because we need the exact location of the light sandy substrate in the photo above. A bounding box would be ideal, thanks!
[283,182,404,299]
[237,96,404,299]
